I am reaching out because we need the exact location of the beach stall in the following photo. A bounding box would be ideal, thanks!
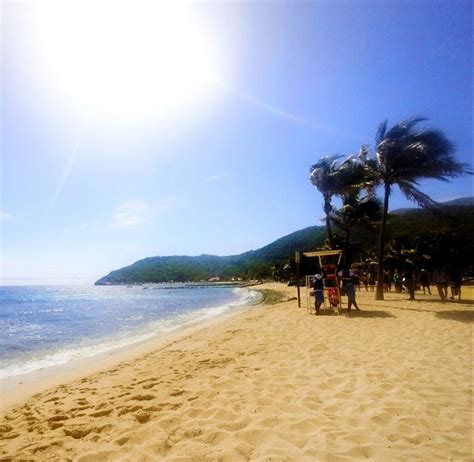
[296,249,344,314]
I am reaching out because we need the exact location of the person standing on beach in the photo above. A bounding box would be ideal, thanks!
[361,273,369,291]
[393,269,403,293]
[402,269,416,300]
[352,272,360,291]
[433,268,450,301]
[419,269,431,295]
[368,273,375,291]
[383,271,392,292]
[448,267,462,300]
[338,268,360,312]
[312,272,325,315]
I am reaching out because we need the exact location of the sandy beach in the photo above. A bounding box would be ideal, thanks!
[0,283,472,461]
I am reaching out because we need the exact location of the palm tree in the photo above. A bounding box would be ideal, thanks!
[310,151,375,249]
[368,117,472,300]
[332,192,382,265]
[309,155,343,247]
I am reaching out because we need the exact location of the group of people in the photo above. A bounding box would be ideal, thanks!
[392,267,462,301]
[432,268,462,301]
[311,267,360,315]
[318,267,463,302]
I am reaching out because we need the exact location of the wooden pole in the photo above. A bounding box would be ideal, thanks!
[295,252,301,307]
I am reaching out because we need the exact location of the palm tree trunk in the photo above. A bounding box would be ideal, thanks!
[343,225,351,266]
[324,199,334,248]
[375,183,390,300]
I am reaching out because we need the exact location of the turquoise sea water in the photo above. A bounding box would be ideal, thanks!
[0,284,259,379]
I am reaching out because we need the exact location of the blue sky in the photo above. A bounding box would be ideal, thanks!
[1,0,472,284]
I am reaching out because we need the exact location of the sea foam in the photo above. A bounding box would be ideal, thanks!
[0,286,260,379]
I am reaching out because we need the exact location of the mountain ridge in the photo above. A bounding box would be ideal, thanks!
[95,198,474,285]
[391,196,473,214]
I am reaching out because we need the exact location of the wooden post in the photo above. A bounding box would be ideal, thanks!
[295,252,301,307]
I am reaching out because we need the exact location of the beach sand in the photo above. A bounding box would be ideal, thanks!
[0,283,472,461]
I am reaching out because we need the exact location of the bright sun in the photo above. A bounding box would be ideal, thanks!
[34,1,217,118]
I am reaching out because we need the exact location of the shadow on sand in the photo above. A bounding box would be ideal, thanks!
[435,310,474,324]
[312,309,395,318]
[345,310,396,318]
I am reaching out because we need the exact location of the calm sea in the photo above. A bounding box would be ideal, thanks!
[0,284,259,379]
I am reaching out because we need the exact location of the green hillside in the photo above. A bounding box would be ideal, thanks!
[95,201,474,285]
[95,226,327,284]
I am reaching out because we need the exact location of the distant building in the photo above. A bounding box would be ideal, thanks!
[208,276,220,282]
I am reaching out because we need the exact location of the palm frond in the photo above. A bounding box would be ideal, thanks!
[375,118,473,186]
[400,116,427,132]
[375,120,388,145]
[397,181,437,208]
[358,144,370,162]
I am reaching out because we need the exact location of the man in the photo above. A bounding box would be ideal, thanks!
[338,268,361,312]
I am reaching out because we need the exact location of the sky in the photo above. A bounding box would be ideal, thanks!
[1,0,472,285]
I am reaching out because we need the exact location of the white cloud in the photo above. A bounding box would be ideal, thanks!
[0,212,11,221]
[203,172,229,182]
[112,198,178,229]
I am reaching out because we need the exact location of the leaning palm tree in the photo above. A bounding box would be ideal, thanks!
[310,151,374,248]
[368,117,472,300]
[331,192,382,265]
[309,155,343,247]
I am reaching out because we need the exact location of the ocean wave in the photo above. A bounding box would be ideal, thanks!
[0,288,260,380]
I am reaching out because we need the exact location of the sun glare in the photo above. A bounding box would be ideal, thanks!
[34,1,217,118]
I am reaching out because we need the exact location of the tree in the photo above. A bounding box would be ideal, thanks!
[368,117,472,300]
[309,155,344,247]
[310,150,375,250]
[331,192,382,265]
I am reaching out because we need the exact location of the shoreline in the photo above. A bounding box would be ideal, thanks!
[0,287,263,411]
[1,283,471,461]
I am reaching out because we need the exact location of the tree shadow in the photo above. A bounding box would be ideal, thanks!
[311,308,395,318]
[407,298,474,306]
[435,310,474,324]
[362,300,474,313]
[362,302,431,313]
[311,310,341,317]
[346,310,396,318]
[448,299,474,306]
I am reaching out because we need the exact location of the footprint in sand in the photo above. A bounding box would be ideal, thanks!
[131,394,156,401]
[170,390,185,397]
[63,426,92,439]
[134,412,151,423]
[89,409,113,418]
[48,415,69,423]
[117,405,142,416]
[0,428,20,440]
[142,382,160,389]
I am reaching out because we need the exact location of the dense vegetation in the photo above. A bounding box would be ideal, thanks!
[95,200,474,285]
[95,227,327,284]
[310,117,472,299]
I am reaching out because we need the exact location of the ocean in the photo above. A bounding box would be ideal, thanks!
[0,284,259,380]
